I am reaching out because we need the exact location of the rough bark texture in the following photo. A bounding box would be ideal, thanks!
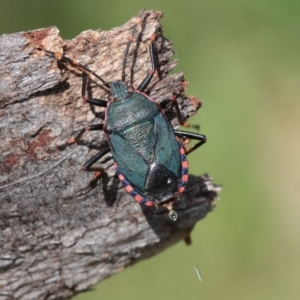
[0,10,221,300]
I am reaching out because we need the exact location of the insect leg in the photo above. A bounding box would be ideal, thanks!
[68,123,109,177]
[82,145,111,176]
[122,9,146,82]
[81,73,107,107]
[68,124,104,145]
[161,96,192,128]
[39,48,110,88]
[175,130,207,155]
[137,34,157,92]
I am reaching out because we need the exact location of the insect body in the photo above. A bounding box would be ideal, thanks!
[106,83,187,207]
[40,9,206,220]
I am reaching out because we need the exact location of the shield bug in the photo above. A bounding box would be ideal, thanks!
[38,9,206,220]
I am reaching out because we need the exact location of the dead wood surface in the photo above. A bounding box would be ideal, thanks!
[0,10,221,300]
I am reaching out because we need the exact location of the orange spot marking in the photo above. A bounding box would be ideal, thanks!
[67,138,76,145]
[114,163,118,168]
[178,187,185,193]
[180,148,185,155]
[145,201,154,207]
[94,171,102,179]
[118,174,125,181]
[125,185,134,193]
[134,195,143,202]
[182,161,188,169]
[182,174,188,182]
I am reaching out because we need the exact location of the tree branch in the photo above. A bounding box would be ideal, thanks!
[0,10,221,300]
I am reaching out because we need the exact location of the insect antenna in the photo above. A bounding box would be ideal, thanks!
[121,8,146,82]
[39,48,110,91]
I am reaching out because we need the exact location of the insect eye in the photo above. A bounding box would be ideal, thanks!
[108,94,115,101]
[127,86,134,93]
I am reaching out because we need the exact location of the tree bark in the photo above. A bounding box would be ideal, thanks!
[0,10,221,300]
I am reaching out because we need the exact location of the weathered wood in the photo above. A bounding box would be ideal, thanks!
[0,10,221,300]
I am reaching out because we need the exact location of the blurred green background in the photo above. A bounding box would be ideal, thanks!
[1,0,299,299]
